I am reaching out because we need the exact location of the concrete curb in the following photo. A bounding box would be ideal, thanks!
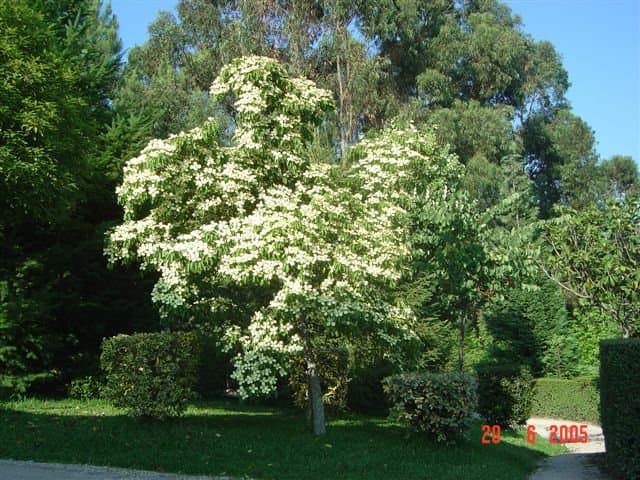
[0,459,246,480]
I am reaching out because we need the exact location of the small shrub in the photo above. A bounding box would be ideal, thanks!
[68,375,104,400]
[600,338,640,479]
[383,372,478,443]
[476,364,535,428]
[289,348,349,412]
[532,377,599,424]
[101,332,200,419]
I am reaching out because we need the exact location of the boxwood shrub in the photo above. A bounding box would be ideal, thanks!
[476,364,535,428]
[383,372,478,443]
[531,377,599,424]
[600,338,640,479]
[101,332,200,419]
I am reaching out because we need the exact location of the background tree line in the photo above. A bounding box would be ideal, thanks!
[1,0,637,400]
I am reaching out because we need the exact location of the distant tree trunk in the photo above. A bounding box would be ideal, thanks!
[336,49,347,161]
[458,316,465,372]
[458,308,470,372]
[306,352,326,435]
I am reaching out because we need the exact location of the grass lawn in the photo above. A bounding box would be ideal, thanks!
[0,398,565,479]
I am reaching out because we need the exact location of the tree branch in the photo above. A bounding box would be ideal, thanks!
[536,259,591,300]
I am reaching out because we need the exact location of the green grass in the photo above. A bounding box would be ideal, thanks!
[0,398,566,479]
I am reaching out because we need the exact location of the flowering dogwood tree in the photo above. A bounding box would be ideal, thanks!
[107,56,460,434]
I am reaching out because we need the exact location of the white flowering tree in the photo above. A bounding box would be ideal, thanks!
[107,56,459,434]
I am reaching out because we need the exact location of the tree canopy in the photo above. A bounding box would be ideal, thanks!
[539,197,640,338]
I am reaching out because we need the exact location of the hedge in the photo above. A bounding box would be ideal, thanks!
[101,332,200,419]
[383,372,477,443]
[531,377,600,424]
[600,338,640,479]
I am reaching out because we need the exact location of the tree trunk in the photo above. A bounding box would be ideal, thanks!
[307,357,326,435]
[335,15,348,162]
[458,315,465,372]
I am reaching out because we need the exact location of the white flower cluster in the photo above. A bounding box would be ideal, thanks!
[231,311,302,398]
[117,138,177,212]
[107,216,171,262]
[211,56,332,155]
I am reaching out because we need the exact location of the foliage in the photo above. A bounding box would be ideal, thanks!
[523,109,601,217]
[194,334,233,399]
[0,222,160,398]
[383,372,478,443]
[531,377,599,424]
[360,0,594,217]
[405,188,496,371]
[118,0,602,217]
[483,300,541,375]
[0,0,120,225]
[476,364,535,428]
[289,348,349,412]
[68,375,104,401]
[539,195,640,338]
[100,332,200,419]
[484,279,581,377]
[0,398,566,480]
[114,0,393,156]
[0,0,162,398]
[568,308,619,375]
[600,154,638,198]
[0,264,61,396]
[401,169,538,372]
[599,338,640,479]
[346,360,394,415]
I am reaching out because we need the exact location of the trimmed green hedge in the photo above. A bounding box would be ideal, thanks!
[383,372,477,443]
[101,332,200,419]
[600,338,640,479]
[531,377,600,424]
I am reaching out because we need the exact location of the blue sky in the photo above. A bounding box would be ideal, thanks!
[111,0,639,163]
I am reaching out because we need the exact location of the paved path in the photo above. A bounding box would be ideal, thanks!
[527,417,610,480]
[0,460,239,480]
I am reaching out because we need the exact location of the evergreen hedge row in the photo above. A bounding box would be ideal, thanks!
[531,377,599,424]
[600,338,640,479]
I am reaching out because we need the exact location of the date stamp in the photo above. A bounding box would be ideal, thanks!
[481,424,589,445]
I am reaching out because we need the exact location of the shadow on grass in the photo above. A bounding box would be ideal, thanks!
[0,400,560,480]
